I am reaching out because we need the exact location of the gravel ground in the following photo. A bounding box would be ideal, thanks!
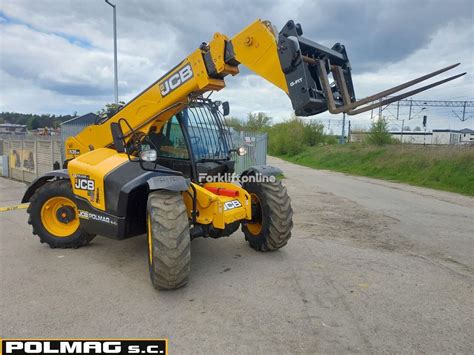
[1,157,473,354]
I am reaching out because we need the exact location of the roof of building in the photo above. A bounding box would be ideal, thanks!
[459,128,474,134]
[432,129,461,133]
[0,123,27,128]
[390,131,432,135]
[61,112,98,126]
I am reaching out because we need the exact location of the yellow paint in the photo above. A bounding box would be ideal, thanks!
[67,148,129,211]
[40,196,79,237]
[182,182,252,230]
[246,193,263,235]
[231,20,288,93]
[0,203,29,212]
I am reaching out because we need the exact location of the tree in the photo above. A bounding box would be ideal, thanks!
[97,101,126,120]
[303,120,324,146]
[0,112,75,129]
[367,118,393,145]
[404,126,411,131]
[414,126,421,131]
[245,112,272,131]
[225,117,244,131]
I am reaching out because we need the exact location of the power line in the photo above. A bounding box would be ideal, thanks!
[394,99,473,107]
[386,99,473,121]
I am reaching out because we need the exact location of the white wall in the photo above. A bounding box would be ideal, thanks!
[391,133,432,144]
[460,133,474,144]
[432,131,461,145]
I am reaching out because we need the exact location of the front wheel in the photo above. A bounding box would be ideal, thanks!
[27,180,95,248]
[147,190,191,290]
[242,180,293,251]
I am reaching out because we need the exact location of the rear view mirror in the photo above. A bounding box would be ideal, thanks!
[222,101,230,116]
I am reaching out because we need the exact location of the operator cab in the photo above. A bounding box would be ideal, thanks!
[140,99,236,181]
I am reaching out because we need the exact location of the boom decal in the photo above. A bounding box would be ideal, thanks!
[159,64,194,97]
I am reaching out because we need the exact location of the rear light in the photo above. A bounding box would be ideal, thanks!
[205,186,239,197]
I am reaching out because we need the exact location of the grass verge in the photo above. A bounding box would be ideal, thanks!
[275,144,474,196]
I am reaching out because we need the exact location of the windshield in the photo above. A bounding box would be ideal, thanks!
[180,102,233,161]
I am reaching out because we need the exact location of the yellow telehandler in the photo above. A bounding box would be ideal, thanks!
[22,19,464,289]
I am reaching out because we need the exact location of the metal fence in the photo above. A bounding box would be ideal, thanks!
[231,131,268,173]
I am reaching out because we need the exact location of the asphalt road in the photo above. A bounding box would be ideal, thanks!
[1,157,473,354]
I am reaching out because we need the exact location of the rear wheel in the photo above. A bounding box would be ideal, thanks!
[27,180,95,248]
[147,190,191,290]
[242,180,293,251]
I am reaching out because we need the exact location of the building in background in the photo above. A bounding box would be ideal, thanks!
[350,128,474,145]
[60,113,98,142]
[459,128,474,144]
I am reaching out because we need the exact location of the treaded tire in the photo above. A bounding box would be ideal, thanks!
[27,180,95,248]
[242,180,293,251]
[147,190,191,290]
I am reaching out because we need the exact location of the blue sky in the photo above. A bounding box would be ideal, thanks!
[0,0,472,131]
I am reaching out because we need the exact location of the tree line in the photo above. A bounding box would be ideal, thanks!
[0,112,78,130]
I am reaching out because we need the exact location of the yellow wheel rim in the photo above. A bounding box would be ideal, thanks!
[40,196,80,237]
[247,193,263,236]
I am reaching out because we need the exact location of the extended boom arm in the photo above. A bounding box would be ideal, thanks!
[65,19,465,160]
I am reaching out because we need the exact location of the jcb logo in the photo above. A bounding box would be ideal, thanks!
[160,64,193,97]
[223,200,242,211]
[75,178,95,191]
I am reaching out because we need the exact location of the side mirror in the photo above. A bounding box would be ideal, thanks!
[111,122,125,153]
[222,101,230,116]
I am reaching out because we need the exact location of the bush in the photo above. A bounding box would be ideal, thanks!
[303,121,325,146]
[367,118,393,145]
[268,118,306,155]
[324,135,338,145]
[268,117,328,155]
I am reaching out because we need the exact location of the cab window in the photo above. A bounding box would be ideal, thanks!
[148,116,189,159]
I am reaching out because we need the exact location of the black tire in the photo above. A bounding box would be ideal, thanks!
[27,180,95,248]
[147,190,191,290]
[242,180,293,251]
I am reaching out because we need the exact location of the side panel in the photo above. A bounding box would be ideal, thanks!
[103,160,188,216]
[67,148,129,211]
[70,152,188,239]
[75,196,126,239]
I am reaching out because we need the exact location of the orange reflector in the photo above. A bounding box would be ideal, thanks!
[205,186,239,197]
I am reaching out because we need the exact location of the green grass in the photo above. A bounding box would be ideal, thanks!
[275,144,474,196]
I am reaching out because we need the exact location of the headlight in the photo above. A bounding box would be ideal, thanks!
[139,149,157,162]
[237,146,247,156]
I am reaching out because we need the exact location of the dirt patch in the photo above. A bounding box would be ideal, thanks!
[289,187,415,254]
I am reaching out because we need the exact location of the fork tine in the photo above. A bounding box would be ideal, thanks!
[317,60,462,114]
[347,72,466,115]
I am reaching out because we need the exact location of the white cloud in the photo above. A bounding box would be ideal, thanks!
[0,0,472,131]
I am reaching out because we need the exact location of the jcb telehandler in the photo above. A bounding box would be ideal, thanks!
[22,19,464,289]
